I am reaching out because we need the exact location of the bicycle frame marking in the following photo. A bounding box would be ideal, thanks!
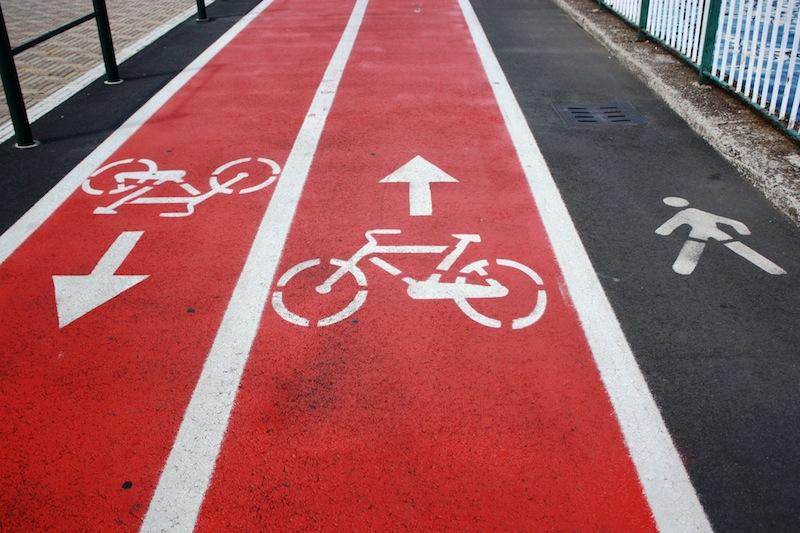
[81,157,281,218]
[273,229,547,329]
[317,229,492,298]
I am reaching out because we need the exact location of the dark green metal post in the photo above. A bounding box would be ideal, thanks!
[0,3,35,147]
[91,0,120,84]
[699,0,723,84]
[637,0,651,40]
[196,0,209,21]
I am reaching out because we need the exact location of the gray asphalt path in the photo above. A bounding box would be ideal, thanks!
[473,0,800,530]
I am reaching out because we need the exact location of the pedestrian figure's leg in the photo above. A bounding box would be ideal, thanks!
[673,239,706,275]
[723,241,787,275]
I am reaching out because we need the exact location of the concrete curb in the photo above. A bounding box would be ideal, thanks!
[551,0,800,225]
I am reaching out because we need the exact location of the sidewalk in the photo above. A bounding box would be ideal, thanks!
[552,0,800,224]
[1,0,204,126]
[474,0,799,529]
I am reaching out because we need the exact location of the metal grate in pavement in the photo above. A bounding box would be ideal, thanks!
[553,102,647,126]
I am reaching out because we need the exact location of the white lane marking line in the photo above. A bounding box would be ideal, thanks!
[139,1,369,530]
[0,1,218,144]
[0,0,273,266]
[458,1,712,531]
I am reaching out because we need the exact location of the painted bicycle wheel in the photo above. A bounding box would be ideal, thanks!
[272,258,367,327]
[453,258,547,329]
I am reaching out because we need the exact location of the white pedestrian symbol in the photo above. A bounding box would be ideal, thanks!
[655,197,786,276]
[272,229,547,329]
[82,157,280,217]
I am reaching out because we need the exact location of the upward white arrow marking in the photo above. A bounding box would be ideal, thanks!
[379,156,458,216]
[52,231,148,328]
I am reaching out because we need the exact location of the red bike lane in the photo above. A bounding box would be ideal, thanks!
[0,0,355,529]
[192,0,668,529]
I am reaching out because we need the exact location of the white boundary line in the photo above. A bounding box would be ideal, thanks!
[139,1,369,530]
[0,1,218,144]
[458,1,712,531]
[0,1,271,265]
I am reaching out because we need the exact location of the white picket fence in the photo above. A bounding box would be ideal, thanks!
[647,0,711,63]
[605,0,643,22]
[600,0,800,136]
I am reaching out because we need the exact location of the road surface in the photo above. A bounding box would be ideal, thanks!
[0,0,797,530]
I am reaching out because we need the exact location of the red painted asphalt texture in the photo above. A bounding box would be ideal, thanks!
[0,1,350,528]
[1,0,657,529]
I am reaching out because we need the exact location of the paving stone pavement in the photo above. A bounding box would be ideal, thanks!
[0,0,205,126]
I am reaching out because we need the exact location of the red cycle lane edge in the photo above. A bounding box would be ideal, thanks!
[0,3,282,528]
[0,1,275,265]
[459,0,711,530]
[139,1,370,530]
[0,0,352,529]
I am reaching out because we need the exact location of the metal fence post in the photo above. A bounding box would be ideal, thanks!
[699,0,723,84]
[637,0,651,40]
[196,0,209,21]
[0,3,35,147]
[90,0,120,84]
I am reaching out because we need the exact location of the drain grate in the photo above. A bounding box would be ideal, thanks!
[553,102,647,126]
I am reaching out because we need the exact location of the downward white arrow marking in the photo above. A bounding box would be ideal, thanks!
[380,155,458,216]
[53,231,148,328]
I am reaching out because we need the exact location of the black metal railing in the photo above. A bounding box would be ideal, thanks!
[0,1,211,148]
[196,0,209,22]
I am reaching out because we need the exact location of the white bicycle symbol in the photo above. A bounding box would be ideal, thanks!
[81,157,280,217]
[272,229,547,329]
